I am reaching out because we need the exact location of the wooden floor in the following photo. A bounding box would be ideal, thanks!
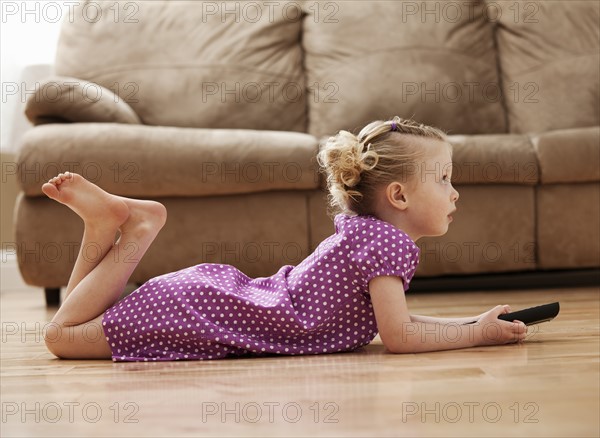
[1,285,598,437]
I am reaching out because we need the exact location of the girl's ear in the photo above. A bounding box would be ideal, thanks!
[386,182,408,211]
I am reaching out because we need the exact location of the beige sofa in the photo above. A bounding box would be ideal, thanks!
[14,1,600,305]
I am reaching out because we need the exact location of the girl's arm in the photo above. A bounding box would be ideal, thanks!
[409,314,481,325]
[369,276,527,353]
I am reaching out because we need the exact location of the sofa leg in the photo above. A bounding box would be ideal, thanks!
[44,288,61,307]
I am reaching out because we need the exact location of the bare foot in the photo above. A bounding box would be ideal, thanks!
[42,172,129,229]
[117,196,167,247]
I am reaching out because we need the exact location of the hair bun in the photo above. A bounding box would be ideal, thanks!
[317,130,379,214]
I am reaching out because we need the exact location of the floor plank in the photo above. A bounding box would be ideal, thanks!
[1,286,598,437]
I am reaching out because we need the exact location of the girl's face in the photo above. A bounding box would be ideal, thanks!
[404,142,459,239]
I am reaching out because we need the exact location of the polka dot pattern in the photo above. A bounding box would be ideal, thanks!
[102,214,420,361]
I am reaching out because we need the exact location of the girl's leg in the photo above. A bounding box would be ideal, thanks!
[44,314,114,359]
[42,172,167,359]
[42,172,130,299]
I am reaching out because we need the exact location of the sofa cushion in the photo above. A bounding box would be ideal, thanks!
[448,134,538,185]
[495,0,600,133]
[25,76,141,125]
[17,124,319,197]
[537,183,600,269]
[15,190,311,285]
[303,0,506,138]
[531,127,600,184]
[55,1,306,132]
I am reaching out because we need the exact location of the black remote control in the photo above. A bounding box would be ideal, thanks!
[497,302,560,325]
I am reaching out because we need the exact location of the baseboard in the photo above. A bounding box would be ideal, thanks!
[0,251,40,293]
[411,268,600,292]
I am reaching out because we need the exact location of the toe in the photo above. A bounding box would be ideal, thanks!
[42,182,59,199]
[60,172,74,182]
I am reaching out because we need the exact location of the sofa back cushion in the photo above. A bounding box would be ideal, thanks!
[303,0,506,138]
[55,1,306,131]
[495,0,599,133]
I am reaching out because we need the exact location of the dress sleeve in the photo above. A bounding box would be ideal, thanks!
[349,217,420,292]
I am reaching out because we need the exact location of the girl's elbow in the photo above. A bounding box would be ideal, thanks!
[387,344,413,354]
[382,338,414,354]
[378,323,418,353]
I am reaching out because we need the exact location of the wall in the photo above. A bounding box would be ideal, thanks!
[1,1,62,152]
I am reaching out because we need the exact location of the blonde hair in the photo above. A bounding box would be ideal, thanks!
[317,116,448,216]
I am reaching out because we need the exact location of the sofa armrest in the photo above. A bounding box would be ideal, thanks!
[25,76,141,126]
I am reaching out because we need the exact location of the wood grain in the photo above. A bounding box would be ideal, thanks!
[1,286,598,437]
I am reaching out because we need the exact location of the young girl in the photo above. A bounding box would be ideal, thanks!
[42,117,527,361]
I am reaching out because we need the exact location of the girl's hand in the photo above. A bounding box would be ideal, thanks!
[472,304,511,322]
[475,305,528,346]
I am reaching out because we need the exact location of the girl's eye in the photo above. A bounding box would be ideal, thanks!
[442,175,451,183]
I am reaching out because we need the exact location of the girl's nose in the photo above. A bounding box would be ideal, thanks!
[452,187,459,202]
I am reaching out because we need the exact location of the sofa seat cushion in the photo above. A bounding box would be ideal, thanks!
[531,127,600,184]
[303,0,506,138]
[416,185,537,276]
[17,124,319,197]
[448,134,539,185]
[15,190,311,286]
[537,183,600,269]
[54,1,306,132]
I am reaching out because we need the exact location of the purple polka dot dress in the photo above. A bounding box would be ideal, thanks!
[102,214,420,361]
